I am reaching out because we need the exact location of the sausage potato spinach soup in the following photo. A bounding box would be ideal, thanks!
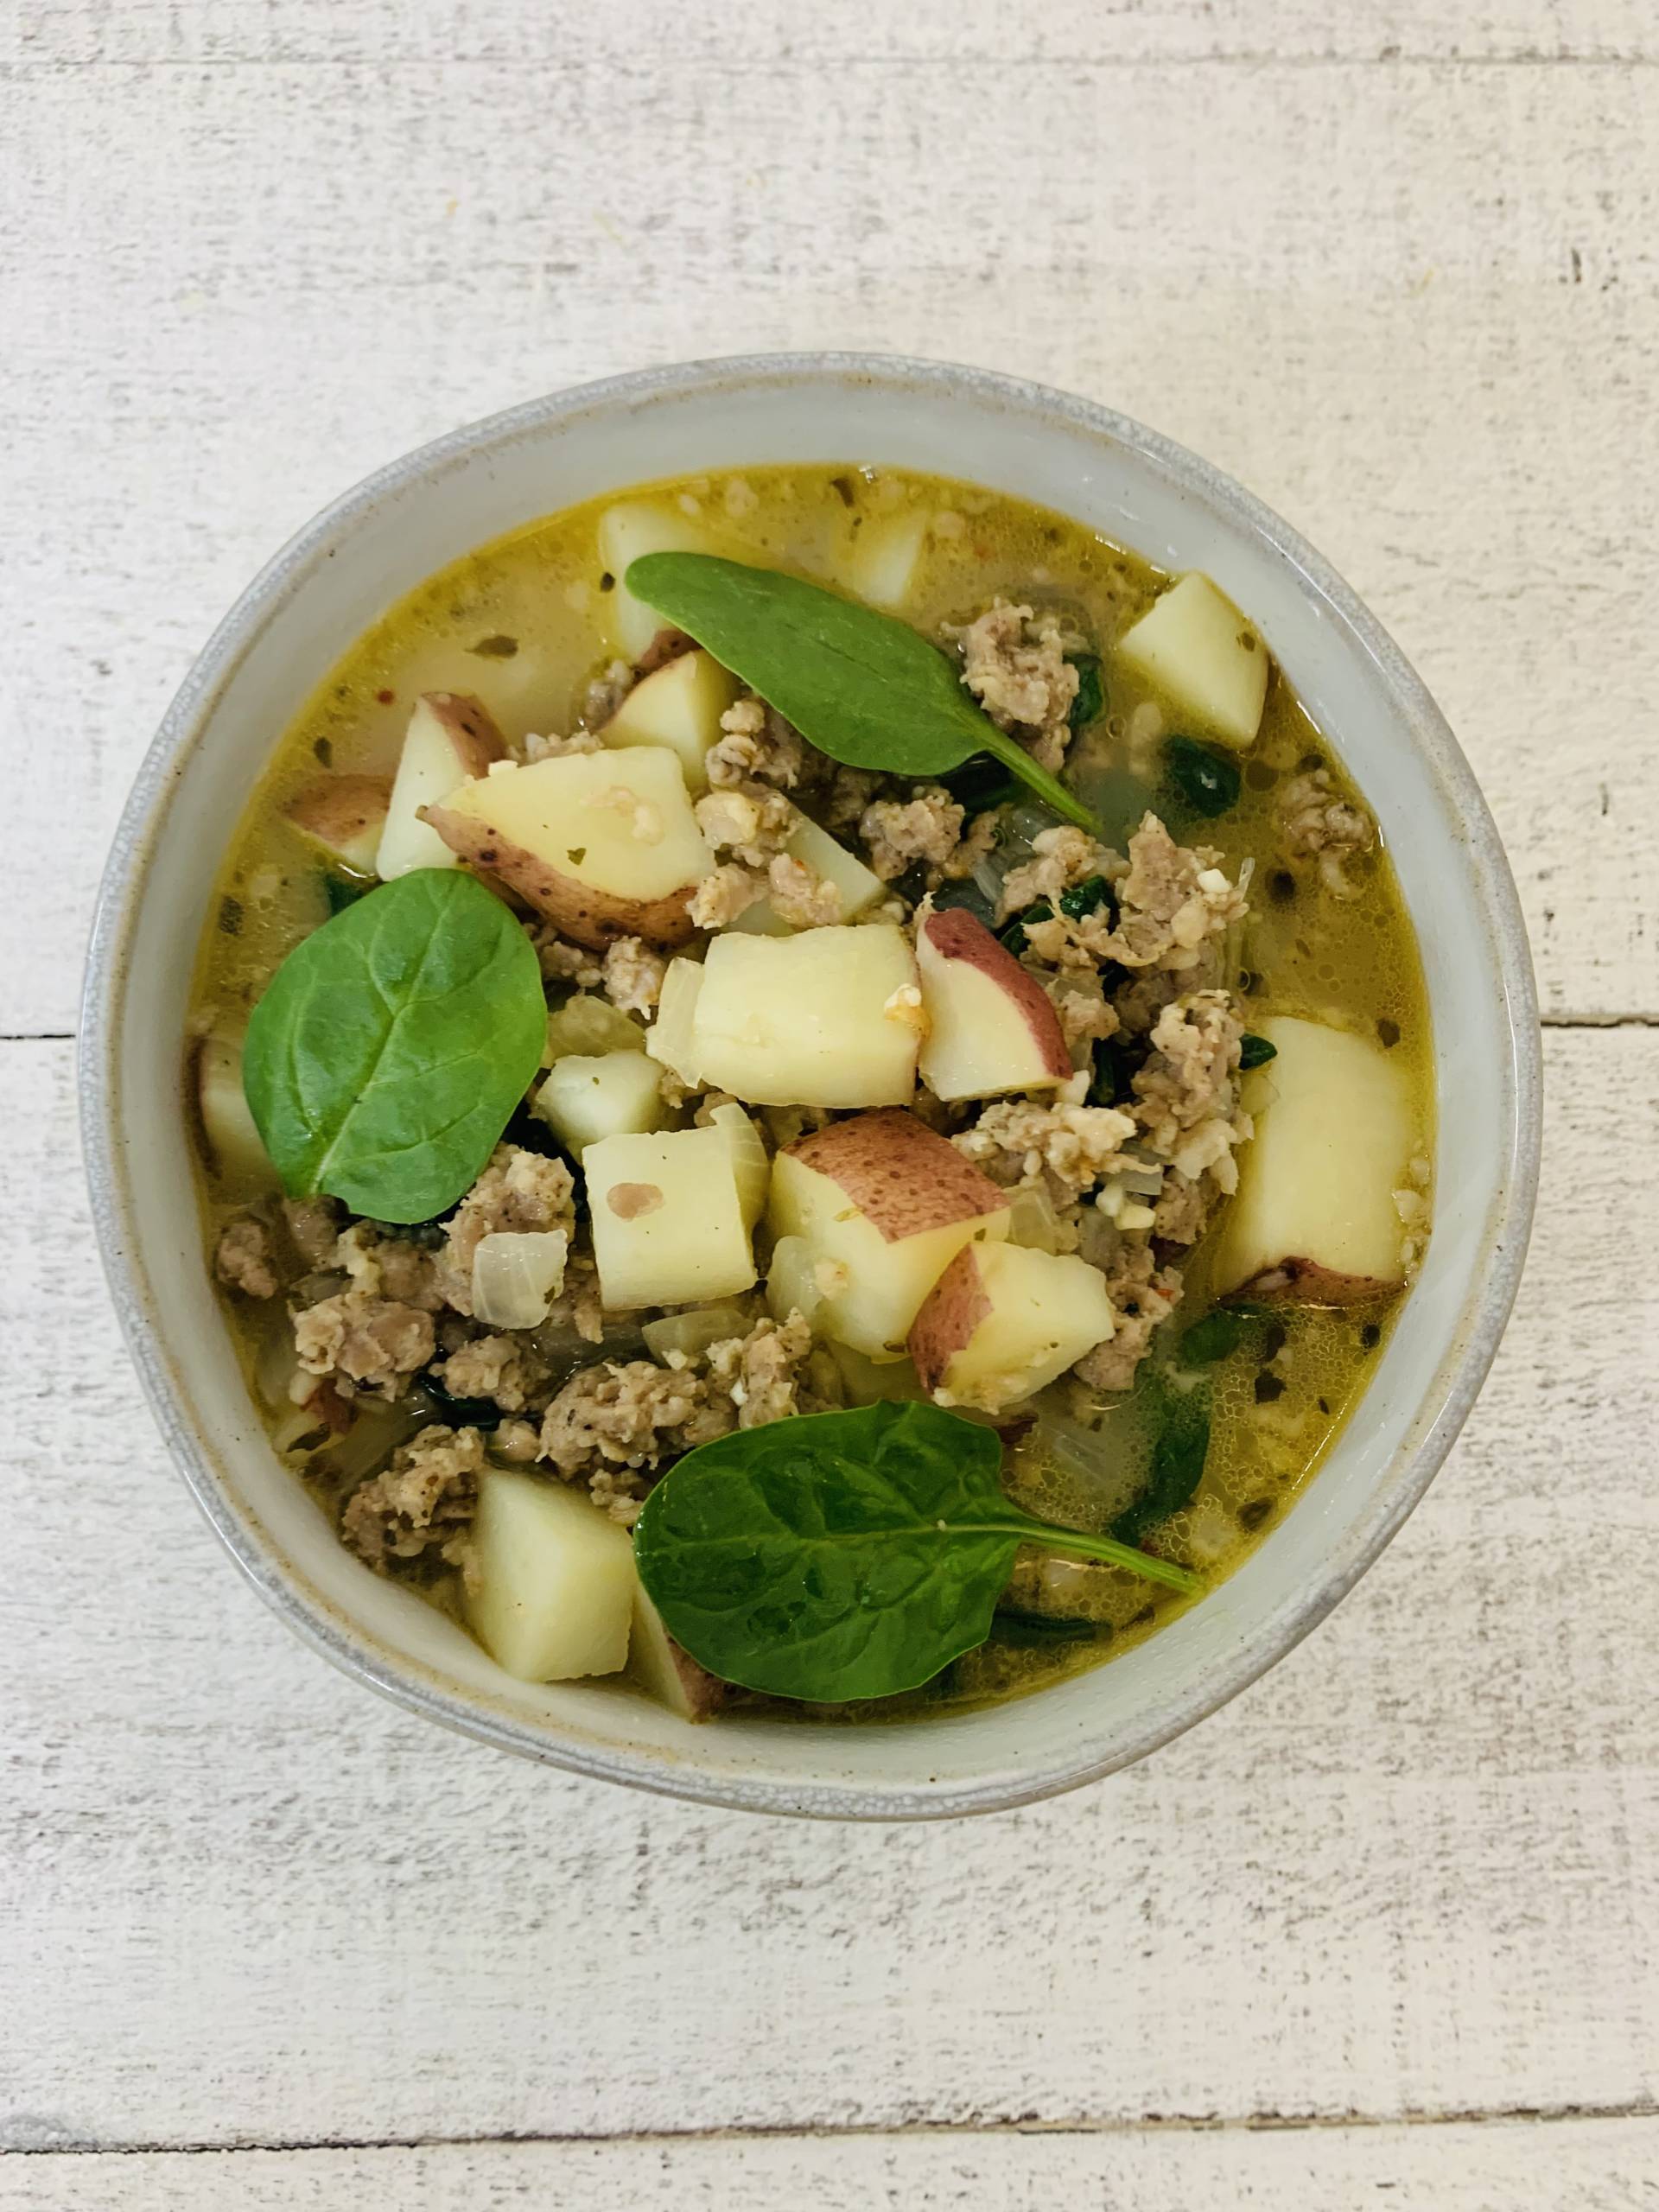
[190,466,1432,1721]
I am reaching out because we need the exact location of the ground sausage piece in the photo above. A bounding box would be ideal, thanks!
[1071,1241,1183,1395]
[538,1361,735,1523]
[1132,989,1248,1190]
[1281,767,1375,898]
[432,1333,551,1414]
[953,1096,1137,1198]
[703,1311,815,1429]
[601,936,667,1016]
[707,696,805,791]
[858,787,966,882]
[951,599,1080,772]
[688,862,766,931]
[1103,814,1248,974]
[440,1146,577,1315]
[282,1196,344,1268]
[214,1215,279,1299]
[341,1423,484,1570]
[294,1289,436,1400]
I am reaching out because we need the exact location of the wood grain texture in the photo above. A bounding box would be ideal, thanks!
[2,4,1657,1030]
[3,1030,1655,2156]
[3,6,1655,2197]
[5,2119,1659,2209]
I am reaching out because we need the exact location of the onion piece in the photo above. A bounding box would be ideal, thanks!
[642,1305,753,1365]
[1007,1185,1067,1255]
[471,1230,570,1332]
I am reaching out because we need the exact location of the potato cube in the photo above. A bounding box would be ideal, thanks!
[1114,573,1268,750]
[466,1469,635,1681]
[596,501,728,659]
[601,648,741,792]
[377,692,507,878]
[584,1124,757,1307]
[688,926,920,1108]
[532,1049,669,1159]
[909,1243,1118,1413]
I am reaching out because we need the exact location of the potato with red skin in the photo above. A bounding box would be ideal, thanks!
[916,906,1072,1101]
[909,1241,1118,1413]
[377,692,509,879]
[766,1108,1011,1359]
[284,773,391,874]
[423,747,714,951]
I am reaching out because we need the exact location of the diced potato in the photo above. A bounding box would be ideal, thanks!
[644,957,705,1084]
[584,1124,757,1307]
[627,1576,728,1720]
[377,692,508,878]
[533,1050,668,1158]
[688,926,920,1108]
[601,648,741,793]
[909,1243,1118,1413]
[596,501,728,659]
[424,747,713,950]
[1215,1015,1416,1301]
[544,993,645,1062]
[707,1101,770,1226]
[193,1032,276,1194]
[840,508,931,611]
[1114,573,1268,751]
[766,1109,1011,1358]
[915,906,1071,1101]
[284,773,391,875]
[465,1468,635,1682]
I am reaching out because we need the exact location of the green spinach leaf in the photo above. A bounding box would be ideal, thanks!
[1178,1301,1272,1367]
[1110,1385,1212,1546]
[1068,652,1105,731]
[242,869,547,1224]
[1164,734,1242,819]
[626,553,1102,833]
[1239,1031,1277,1071]
[633,1401,1201,1701]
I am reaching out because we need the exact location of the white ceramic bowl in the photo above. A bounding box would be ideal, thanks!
[82,355,1541,1820]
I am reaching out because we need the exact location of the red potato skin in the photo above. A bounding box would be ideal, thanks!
[666,1638,730,1721]
[421,803,703,950]
[420,691,509,779]
[1231,1258,1402,1306]
[906,1243,993,1389]
[785,1109,1008,1243]
[918,907,1071,1080]
[283,772,392,866]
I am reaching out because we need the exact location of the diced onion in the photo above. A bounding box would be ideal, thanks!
[642,1305,753,1364]
[471,1230,570,1332]
[1007,1185,1066,1255]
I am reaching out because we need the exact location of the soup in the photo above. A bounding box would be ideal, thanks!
[188,464,1433,1721]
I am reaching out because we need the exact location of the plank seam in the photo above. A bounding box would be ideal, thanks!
[3,52,1659,77]
[9,2101,1659,2158]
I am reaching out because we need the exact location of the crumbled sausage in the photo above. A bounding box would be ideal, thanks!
[688,862,766,931]
[215,1214,279,1299]
[766,853,842,928]
[1132,990,1249,1189]
[1281,768,1375,898]
[282,1195,344,1268]
[953,1094,1137,1198]
[998,825,1119,920]
[950,599,1080,772]
[1102,813,1248,973]
[440,1146,577,1314]
[1071,1241,1183,1395]
[703,1310,815,1429]
[294,1289,436,1400]
[695,780,797,868]
[601,935,667,1015]
[432,1333,551,1414]
[858,786,965,882]
[341,1423,483,1569]
[707,696,806,791]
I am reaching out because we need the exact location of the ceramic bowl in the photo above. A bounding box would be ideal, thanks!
[81,355,1541,1819]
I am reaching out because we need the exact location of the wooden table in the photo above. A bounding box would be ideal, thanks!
[4,5,1655,2203]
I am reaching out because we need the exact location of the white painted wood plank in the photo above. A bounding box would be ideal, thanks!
[2,35,1656,1030]
[7,0,1659,67]
[4,1029,1655,2150]
[5,2119,1659,2209]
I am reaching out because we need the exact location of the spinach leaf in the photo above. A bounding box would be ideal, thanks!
[1088,1034,1137,1107]
[998,898,1052,956]
[322,870,372,915]
[1068,653,1105,731]
[1110,1386,1211,1546]
[1239,1031,1278,1071]
[992,1607,1102,1647]
[1058,872,1112,920]
[633,1401,1201,1701]
[1179,1301,1272,1368]
[626,553,1102,833]
[938,753,1018,815]
[1164,734,1242,818]
[242,869,547,1224]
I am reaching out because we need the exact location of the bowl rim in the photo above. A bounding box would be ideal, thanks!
[79,351,1542,1819]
